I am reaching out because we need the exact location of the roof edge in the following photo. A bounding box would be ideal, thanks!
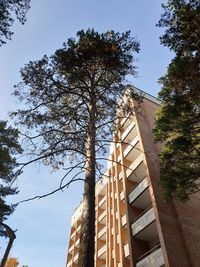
[130,85,161,106]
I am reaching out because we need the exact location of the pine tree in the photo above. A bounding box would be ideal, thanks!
[0,121,22,235]
[12,29,140,266]
[0,0,30,46]
[154,0,200,200]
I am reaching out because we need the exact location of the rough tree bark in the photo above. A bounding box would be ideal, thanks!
[78,101,96,266]
[11,30,140,267]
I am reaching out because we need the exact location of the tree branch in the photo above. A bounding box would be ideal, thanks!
[19,176,86,203]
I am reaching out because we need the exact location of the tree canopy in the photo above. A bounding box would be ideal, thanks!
[154,0,200,201]
[0,121,22,235]
[12,29,140,266]
[13,29,140,172]
[0,0,30,46]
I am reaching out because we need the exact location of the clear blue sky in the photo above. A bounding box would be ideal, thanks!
[0,0,172,266]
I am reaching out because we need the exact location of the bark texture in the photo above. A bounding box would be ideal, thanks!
[78,103,96,267]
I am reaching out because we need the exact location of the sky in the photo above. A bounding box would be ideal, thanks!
[0,0,172,266]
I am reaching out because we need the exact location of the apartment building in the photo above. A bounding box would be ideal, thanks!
[66,88,200,267]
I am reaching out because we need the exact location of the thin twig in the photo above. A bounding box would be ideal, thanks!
[20,177,86,204]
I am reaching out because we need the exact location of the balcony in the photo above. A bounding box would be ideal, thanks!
[71,202,83,226]
[75,239,80,247]
[123,137,139,160]
[71,230,76,239]
[129,177,148,202]
[128,177,151,209]
[98,225,106,240]
[98,209,106,224]
[120,116,132,128]
[68,244,74,254]
[126,154,146,183]
[77,225,81,232]
[136,245,164,267]
[99,195,106,209]
[66,259,72,267]
[96,176,107,196]
[121,120,136,142]
[121,214,127,227]
[97,244,106,259]
[124,243,130,258]
[73,253,79,263]
[116,211,119,219]
[114,191,125,202]
[120,191,125,201]
[132,207,155,237]
[119,171,123,180]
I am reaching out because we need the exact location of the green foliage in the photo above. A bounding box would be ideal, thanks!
[154,0,200,201]
[12,29,140,266]
[157,0,200,54]
[0,0,30,46]
[0,121,22,234]
[13,29,140,171]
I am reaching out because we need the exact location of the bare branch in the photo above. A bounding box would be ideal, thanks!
[20,176,86,203]
[17,148,84,170]
[96,138,147,154]
[59,161,86,188]
[19,129,85,140]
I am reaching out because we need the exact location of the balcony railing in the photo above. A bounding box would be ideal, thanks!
[121,214,127,227]
[128,177,148,204]
[120,116,130,128]
[123,136,139,159]
[71,202,83,225]
[68,244,73,254]
[97,244,106,258]
[132,207,155,236]
[73,253,79,263]
[75,239,80,247]
[113,191,125,202]
[124,243,130,258]
[126,154,144,182]
[120,191,125,201]
[121,121,136,141]
[98,209,106,223]
[119,171,123,180]
[77,225,81,232]
[71,230,76,239]
[66,259,72,267]
[136,245,164,267]
[98,225,106,239]
[99,195,106,207]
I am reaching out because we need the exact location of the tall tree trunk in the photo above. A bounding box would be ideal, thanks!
[78,103,96,267]
[0,223,16,267]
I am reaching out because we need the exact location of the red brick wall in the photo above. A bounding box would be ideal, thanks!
[134,98,198,267]
[174,193,200,267]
